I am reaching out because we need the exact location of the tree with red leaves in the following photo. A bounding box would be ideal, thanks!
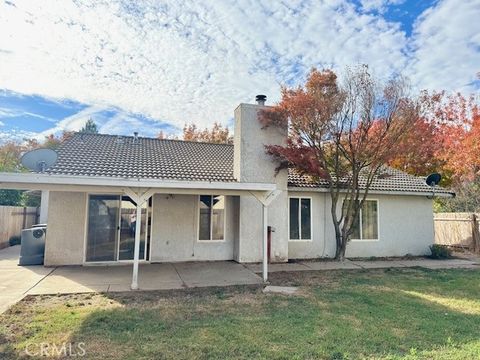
[260,66,419,260]
[388,90,480,193]
[183,122,232,144]
[157,122,233,144]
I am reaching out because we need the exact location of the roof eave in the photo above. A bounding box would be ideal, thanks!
[287,186,455,198]
[0,172,276,193]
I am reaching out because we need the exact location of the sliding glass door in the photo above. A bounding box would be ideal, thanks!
[86,195,119,262]
[118,197,148,261]
[86,195,151,262]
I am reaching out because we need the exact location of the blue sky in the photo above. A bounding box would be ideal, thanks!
[0,0,479,143]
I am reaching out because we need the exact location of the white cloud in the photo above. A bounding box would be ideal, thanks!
[0,0,477,135]
[0,120,4,126]
[0,106,53,121]
[0,0,408,129]
[38,106,105,136]
[360,0,405,13]
[0,128,41,144]
[407,0,480,92]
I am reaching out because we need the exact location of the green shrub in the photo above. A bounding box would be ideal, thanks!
[8,235,21,246]
[429,244,452,259]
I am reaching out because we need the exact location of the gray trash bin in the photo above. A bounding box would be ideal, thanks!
[19,224,47,266]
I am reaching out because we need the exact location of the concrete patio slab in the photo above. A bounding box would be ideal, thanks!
[26,261,262,296]
[173,261,262,287]
[0,246,54,313]
[28,263,186,295]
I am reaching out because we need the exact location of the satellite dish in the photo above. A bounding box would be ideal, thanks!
[426,173,441,187]
[21,148,58,172]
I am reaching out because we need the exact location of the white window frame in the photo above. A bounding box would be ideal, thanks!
[288,196,313,241]
[347,199,380,242]
[197,195,226,242]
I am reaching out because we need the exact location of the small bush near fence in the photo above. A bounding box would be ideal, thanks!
[8,235,21,246]
[429,244,452,259]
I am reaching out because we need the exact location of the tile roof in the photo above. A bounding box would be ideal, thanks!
[45,133,453,195]
[288,167,453,195]
[46,133,235,182]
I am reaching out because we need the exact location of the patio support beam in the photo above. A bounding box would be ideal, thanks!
[250,190,281,283]
[124,187,156,290]
[132,202,143,290]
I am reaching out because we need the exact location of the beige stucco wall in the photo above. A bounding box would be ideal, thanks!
[287,192,335,259]
[288,191,435,259]
[44,191,86,266]
[235,191,290,263]
[150,194,237,262]
[42,190,435,265]
[345,194,434,257]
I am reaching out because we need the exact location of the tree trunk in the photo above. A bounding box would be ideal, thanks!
[334,227,343,261]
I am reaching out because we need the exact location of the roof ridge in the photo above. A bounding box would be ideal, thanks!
[71,132,234,147]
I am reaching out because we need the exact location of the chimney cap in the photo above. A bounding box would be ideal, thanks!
[255,95,267,105]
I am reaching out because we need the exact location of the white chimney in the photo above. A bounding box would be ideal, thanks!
[233,95,286,184]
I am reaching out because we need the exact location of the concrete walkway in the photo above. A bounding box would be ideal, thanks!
[0,246,55,314]
[245,257,480,273]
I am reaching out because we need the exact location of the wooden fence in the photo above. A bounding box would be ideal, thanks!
[0,206,39,249]
[434,212,480,253]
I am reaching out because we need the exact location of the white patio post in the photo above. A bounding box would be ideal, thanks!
[262,203,268,282]
[250,190,280,284]
[124,187,155,290]
[131,201,142,290]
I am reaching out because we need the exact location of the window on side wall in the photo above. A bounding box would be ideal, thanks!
[199,195,225,241]
[289,197,312,240]
[345,199,379,240]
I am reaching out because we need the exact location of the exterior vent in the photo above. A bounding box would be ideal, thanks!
[255,95,267,106]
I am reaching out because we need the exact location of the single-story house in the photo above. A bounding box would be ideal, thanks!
[0,97,453,288]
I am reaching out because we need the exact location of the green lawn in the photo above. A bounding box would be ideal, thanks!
[1,268,480,359]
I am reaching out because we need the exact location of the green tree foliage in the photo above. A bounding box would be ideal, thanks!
[0,189,24,206]
[435,177,480,212]
[80,119,98,134]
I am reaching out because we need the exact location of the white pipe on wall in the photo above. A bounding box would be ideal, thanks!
[263,204,268,282]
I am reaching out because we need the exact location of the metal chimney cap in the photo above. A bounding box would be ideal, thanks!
[255,94,267,105]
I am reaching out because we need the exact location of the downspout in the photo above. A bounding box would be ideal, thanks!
[262,204,268,282]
